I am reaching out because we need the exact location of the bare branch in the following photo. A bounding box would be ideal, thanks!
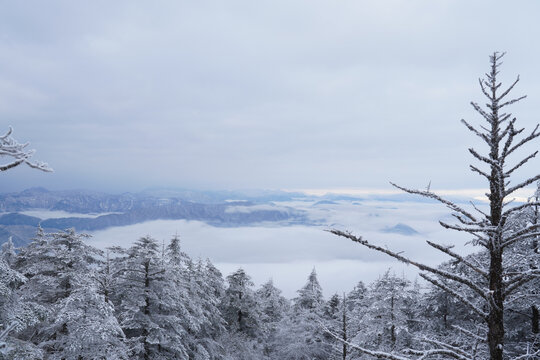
[503,201,540,217]
[324,326,473,360]
[461,119,489,143]
[391,182,477,222]
[479,78,492,100]
[511,349,540,360]
[505,174,540,197]
[417,337,473,359]
[504,273,538,299]
[323,326,411,360]
[499,95,527,109]
[506,124,540,157]
[470,165,491,180]
[470,102,492,123]
[496,75,520,102]
[452,325,486,342]
[439,221,495,234]
[329,229,488,299]
[468,148,501,169]
[0,159,24,172]
[426,240,488,279]
[421,273,488,319]
[470,201,490,220]
[505,151,538,177]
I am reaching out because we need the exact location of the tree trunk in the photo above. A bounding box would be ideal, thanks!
[143,260,150,360]
[532,305,539,334]
[487,249,504,360]
[342,294,347,360]
[487,54,505,360]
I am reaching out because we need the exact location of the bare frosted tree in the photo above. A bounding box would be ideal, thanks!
[331,52,540,359]
[0,126,52,172]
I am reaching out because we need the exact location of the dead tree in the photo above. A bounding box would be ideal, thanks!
[331,52,540,360]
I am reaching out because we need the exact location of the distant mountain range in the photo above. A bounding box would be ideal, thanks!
[0,187,457,247]
[0,187,310,246]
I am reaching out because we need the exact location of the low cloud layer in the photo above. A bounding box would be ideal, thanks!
[86,199,471,297]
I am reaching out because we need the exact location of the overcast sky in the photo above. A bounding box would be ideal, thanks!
[2,1,540,193]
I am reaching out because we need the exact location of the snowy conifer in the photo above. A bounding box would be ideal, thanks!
[113,235,189,359]
[274,269,331,360]
[222,268,261,338]
[255,279,290,356]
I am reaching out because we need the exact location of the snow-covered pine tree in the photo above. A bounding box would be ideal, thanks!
[295,268,324,311]
[0,248,44,359]
[221,268,261,338]
[331,52,540,359]
[12,229,126,358]
[255,279,290,357]
[0,126,52,172]
[164,235,224,360]
[273,268,332,360]
[113,235,189,359]
[352,270,415,353]
[194,259,227,359]
[220,268,267,359]
[49,281,128,359]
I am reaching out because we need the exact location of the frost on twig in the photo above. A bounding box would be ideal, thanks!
[0,126,52,172]
[323,324,474,360]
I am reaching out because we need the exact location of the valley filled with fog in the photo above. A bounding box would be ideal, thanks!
[32,194,474,297]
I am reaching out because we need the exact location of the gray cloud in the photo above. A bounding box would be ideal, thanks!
[1,1,540,192]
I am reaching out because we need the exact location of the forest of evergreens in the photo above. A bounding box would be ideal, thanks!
[0,210,539,360]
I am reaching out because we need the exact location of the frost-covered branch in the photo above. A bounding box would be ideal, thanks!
[496,76,521,103]
[503,201,540,217]
[324,326,472,360]
[470,165,491,180]
[426,240,488,278]
[329,229,488,299]
[504,151,538,177]
[505,124,540,158]
[0,126,52,172]
[452,325,486,343]
[415,337,472,359]
[510,348,540,360]
[471,102,492,123]
[420,273,488,319]
[461,119,490,144]
[504,269,540,298]
[505,174,540,197]
[390,182,477,222]
[439,221,495,235]
[499,95,527,109]
[0,322,16,345]
[501,223,540,248]
[468,147,501,169]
